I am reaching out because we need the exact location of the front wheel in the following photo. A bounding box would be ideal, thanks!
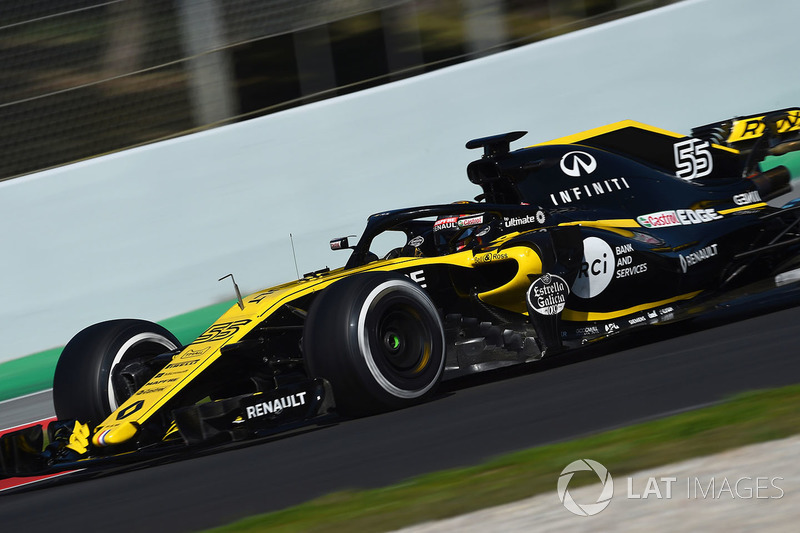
[304,273,445,416]
[53,319,181,424]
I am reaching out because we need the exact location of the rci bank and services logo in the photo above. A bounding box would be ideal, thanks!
[557,459,614,516]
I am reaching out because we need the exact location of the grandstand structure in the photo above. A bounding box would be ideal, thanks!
[0,0,678,181]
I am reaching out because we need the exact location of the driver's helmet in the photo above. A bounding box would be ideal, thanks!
[433,206,497,254]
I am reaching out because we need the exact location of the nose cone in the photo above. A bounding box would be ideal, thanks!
[93,421,139,447]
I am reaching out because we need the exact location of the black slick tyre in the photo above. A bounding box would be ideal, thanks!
[304,273,445,416]
[52,319,181,424]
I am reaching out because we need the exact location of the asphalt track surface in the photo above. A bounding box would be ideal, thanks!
[0,390,54,429]
[2,301,800,532]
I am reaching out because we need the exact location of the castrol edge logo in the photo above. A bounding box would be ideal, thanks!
[637,208,722,228]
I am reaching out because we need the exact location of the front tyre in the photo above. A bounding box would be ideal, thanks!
[53,319,181,424]
[304,273,445,417]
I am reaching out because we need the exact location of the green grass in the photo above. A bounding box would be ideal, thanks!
[206,383,800,532]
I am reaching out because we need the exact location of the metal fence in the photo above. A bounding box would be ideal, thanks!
[0,0,680,181]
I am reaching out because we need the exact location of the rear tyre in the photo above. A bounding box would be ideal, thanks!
[53,319,181,424]
[304,273,445,416]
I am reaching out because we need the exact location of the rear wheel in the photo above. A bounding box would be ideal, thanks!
[304,273,445,416]
[53,319,181,424]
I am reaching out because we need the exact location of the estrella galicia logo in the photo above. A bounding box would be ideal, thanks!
[526,273,569,316]
[560,151,597,177]
[557,459,614,516]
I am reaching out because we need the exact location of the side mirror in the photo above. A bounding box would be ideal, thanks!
[330,236,356,251]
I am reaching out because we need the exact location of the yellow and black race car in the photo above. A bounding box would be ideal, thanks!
[4,108,800,477]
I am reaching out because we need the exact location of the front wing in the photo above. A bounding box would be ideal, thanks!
[0,378,334,480]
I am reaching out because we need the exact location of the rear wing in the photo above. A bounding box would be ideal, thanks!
[692,108,800,152]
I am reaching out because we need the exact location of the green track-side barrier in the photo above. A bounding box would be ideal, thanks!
[0,299,236,402]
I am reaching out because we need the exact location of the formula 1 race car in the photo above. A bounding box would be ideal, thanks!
[4,108,800,478]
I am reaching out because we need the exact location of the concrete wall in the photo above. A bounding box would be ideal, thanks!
[1,0,798,363]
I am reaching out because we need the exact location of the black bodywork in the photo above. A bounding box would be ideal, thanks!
[4,109,800,481]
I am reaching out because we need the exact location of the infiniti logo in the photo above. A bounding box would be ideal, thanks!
[560,151,597,177]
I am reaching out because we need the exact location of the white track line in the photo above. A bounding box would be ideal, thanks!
[1,417,55,433]
[0,388,52,406]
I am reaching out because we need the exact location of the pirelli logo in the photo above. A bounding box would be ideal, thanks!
[727,110,800,143]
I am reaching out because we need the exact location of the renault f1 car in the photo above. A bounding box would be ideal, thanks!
[4,108,800,478]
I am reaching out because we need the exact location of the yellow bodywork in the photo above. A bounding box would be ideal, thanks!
[91,246,543,447]
[727,110,800,143]
[65,421,91,454]
[476,246,542,313]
